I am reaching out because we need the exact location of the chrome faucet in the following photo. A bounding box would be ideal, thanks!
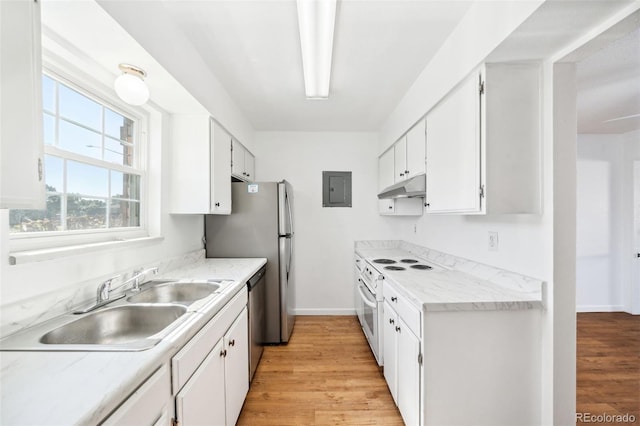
[74,274,122,314]
[126,267,159,292]
[97,275,121,303]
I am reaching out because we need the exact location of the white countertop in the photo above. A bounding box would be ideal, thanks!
[355,243,544,312]
[0,257,266,426]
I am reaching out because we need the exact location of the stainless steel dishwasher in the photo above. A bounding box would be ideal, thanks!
[247,266,266,382]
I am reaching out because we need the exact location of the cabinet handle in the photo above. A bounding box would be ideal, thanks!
[215,202,221,207]
[399,173,404,177]
[405,170,409,174]
[220,349,227,357]
[37,158,43,182]
[389,318,395,325]
[391,296,397,302]
[395,326,401,332]
[247,174,250,177]
[229,339,235,347]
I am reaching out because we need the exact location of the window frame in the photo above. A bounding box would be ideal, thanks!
[9,65,150,252]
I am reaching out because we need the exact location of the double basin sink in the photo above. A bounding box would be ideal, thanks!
[0,280,232,352]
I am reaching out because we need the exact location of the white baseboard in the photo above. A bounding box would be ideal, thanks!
[294,308,356,316]
[576,304,624,313]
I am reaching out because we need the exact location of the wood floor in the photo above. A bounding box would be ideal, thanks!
[237,316,403,425]
[238,313,640,426]
[576,312,640,425]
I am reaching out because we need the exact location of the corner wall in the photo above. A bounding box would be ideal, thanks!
[253,131,397,314]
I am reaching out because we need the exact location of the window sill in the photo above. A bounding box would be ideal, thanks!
[9,236,164,265]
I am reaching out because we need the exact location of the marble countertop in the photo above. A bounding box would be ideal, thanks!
[355,242,544,312]
[0,257,266,426]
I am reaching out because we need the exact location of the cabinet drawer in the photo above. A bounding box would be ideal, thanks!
[172,287,247,394]
[101,364,171,426]
[383,282,421,337]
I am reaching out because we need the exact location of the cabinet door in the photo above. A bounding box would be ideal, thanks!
[231,138,244,178]
[211,120,232,214]
[378,148,395,190]
[176,339,227,426]
[0,0,45,209]
[244,151,255,181]
[393,138,407,183]
[378,149,395,215]
[397,317,420,426]
[224,307,249,426]
[102,365,172,426]
[426,72,481,213]
[406,119,426,178]
[382,301,398,404]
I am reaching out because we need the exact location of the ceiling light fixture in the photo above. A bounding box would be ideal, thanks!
[296,0,337,99]
[114,63,150,106]
[602,113,640,123]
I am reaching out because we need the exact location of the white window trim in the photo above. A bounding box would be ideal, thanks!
[8,57,159,256]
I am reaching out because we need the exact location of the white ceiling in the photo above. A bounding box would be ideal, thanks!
[577,27,640,134]
[43,0,639,135]
[97,0,473,131]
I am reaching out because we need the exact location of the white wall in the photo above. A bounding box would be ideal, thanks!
[623,130,640,314]
[576,131,640,313]
[576,134,625,311]
[0,2,255,337]
[0,108,205,336]
[253,132,397,314]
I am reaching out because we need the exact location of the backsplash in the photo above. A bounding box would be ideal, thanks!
[0,249,205,339]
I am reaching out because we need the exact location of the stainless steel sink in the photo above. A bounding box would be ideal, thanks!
[40,305,187,345]
[0,304,189,352]
[127,282,221,304]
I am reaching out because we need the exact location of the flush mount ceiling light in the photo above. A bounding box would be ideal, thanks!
[296,0,337,99]
[114,63,150,106]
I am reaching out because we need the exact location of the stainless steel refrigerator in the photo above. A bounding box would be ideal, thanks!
[205,181,295,344]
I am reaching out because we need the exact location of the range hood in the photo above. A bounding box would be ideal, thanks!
[377,173,426,199]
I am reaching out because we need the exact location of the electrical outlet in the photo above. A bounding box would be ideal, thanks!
[488,231,499,251]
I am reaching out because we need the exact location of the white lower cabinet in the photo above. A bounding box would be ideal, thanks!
[176,338,226,426]
[172,288,249,426]
[383,283,421,426]
[101,365,172,426]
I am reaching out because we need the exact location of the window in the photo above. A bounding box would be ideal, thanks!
[10,74,145,237]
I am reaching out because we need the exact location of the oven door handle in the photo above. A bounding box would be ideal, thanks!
[357,283,377,308]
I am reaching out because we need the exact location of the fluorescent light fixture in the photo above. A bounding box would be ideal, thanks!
[114,63,150,106]
[296,0,337,99]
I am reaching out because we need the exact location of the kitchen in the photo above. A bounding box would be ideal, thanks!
[1,0,639,425]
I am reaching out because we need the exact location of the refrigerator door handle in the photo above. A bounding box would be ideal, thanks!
[286,190,294,236]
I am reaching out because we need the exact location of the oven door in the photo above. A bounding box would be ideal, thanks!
[356,277,381,365]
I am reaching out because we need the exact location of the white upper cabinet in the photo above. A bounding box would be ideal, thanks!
[0,0,45,209]
[378,148,395,214]
[392,119,426,184]
[378,148,423,216]
[425,72,481,213]
[170,115,232,214]
[405,119,426,179]
[393,137,407,183]
[231,139,255,182]
[426,63,541,214]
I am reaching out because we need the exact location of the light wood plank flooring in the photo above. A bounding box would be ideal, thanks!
[576,312,640,425]
[237,316,402,425]
[239,313,640,426]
